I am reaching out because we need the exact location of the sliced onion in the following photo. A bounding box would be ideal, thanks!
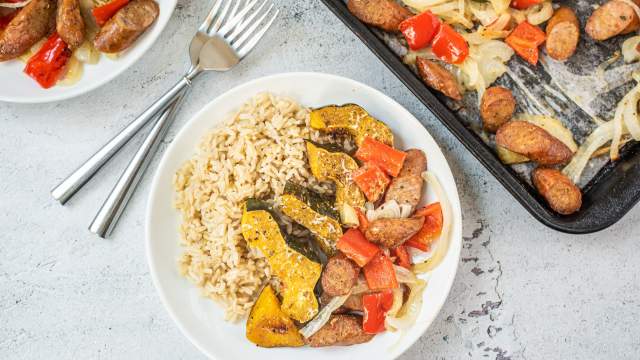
[526,1,553,25]
[562,121,615,183]
[366,200,411,222]
[623,86,640,140]
[622,36,640,64]
[0,0,31,8]
[351,277,370,295]
[413,172,453,274]
[489,0,510,14]
[384,279,427,331]
[610,99,625,160]
[299,292,350,338]
[385,288,405,319]
[394,265,419,284]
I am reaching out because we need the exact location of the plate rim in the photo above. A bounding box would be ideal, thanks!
[0,0,178,104]
[145,71,463,360]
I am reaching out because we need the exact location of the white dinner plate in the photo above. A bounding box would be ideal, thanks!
[146,72,462,360]
[0,0,177,103]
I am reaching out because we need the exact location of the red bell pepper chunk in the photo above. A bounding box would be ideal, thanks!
[353,163,391,202]
[405,203,443,252]
[363,252,399,290]
[337,228,380,267]
[24,33,72,89]
[510,0,542,10]
[362,290,394,334]
[355,207,369,233]
[399,10,441,51]
[92,0,130,26]
[505,21,546,65]
[355,137,407,177]
[391,245,412,269]
[431,23,469,64]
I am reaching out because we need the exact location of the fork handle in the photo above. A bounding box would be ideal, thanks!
[50,66,201,205]
[89,91,187,238]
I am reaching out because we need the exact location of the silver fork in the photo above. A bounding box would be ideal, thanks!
[51,0,279,234]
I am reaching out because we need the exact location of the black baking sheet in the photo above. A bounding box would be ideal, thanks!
[322,0,640,233]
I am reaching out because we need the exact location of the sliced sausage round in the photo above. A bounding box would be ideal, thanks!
[57,0,85,50]
[545,7,580,61]
[398,149,427,177]
[480,86,516,133]
[586,0,639,41]
[94,0,159,53]
[416,57,462,101]
[0,0,55,61]
[495,121,574,165]
[365,217,424,248]
[321,253,360,297]
[384,175,423,209]
[307,314,374,347]
[347,0,411,32]
[532,168,582,215]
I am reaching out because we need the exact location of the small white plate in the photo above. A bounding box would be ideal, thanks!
[0,0,177,104]
[146,72,462,360]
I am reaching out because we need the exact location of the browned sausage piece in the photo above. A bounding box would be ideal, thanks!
[416,57,462,101]
[347,0,411,32]
[532,168,582,215]
[365,217,424,248]
[321,253,360,297]
[307,315,374,347]
[93,0,159,53]
[385,149,427,208]
[398,149,427,177]
[384,175,423,209]
[480,86,516,133]
[0,0,55,61]
[57,0,84,50]
[586,1,639,41]
[495,121,574,165]
[545,7,580,61]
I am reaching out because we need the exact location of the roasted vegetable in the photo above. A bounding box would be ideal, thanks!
[306,141,366,222]
[246,285,305,348]
[281,183,343,256]
[246,198,323,263]
[310,104,394,147]
[352,163,391,202]
[336,228,380,267]
[242,208,322,323]
[355,137,407,177]
[284,182,338,219]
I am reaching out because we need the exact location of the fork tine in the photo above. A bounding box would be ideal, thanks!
[232,4,274,50]
[218,0,260,36]
[237,9,279,58]
[226,0,268,42]
[198,0,224,33]
[209,0,233,34]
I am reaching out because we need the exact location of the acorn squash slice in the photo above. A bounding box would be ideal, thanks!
[280,182,343,256]
[246,285,305,348]
[310,104,394,146]
[305,141,366,223]
[241,207,321,323]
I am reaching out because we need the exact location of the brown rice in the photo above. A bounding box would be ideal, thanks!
[174,93,321,321]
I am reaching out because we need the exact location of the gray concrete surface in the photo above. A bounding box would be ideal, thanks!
[1,1,639,359]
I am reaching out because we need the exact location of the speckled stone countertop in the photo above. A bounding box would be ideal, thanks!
[2,1,639,359]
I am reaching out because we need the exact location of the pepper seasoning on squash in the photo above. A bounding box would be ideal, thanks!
[280,182,343,256]
[241,207,322,323]
[246,285,305,348]
[305,141,366,223]
[310,104,394,147]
